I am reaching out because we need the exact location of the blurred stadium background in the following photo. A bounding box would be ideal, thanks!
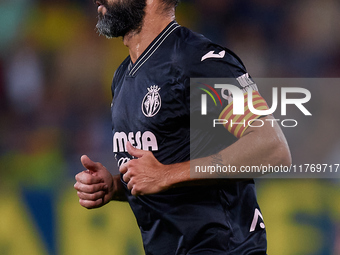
[1,0,340,254]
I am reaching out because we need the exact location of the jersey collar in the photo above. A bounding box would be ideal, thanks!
[128,21,180,77]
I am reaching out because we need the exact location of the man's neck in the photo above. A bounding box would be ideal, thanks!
[123,7,175,63]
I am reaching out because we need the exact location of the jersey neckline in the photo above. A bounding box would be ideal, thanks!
[127,20,180,77]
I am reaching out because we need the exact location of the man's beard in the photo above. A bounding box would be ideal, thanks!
[96,0,147,38]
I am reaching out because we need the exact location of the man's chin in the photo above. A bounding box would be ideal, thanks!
[96,22,127,38]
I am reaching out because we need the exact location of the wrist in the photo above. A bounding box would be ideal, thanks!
[163,161,191,189]
[162,164,173,190]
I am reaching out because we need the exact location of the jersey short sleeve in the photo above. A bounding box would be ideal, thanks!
[173,28,270,158]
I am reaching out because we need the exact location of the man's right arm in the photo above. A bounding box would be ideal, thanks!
[74,155,127,209]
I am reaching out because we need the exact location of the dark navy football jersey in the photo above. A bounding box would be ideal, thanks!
[111,21,267,255]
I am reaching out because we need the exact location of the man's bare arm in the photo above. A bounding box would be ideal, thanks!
[169,115,291,183]
[120,115,291,195]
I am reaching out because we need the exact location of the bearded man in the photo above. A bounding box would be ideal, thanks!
[74,0,291,254]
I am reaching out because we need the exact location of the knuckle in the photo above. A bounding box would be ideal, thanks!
[123,175,128,182]
[128,168,135,176]
[127,182,133,190]
[79,199,87,207]
[80,199,96,210]
[74,182,84,192]
[119,164,127,173]
[75,173,82,181]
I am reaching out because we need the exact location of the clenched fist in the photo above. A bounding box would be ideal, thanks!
[74,155,115,209]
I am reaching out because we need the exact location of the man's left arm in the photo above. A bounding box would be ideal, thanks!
[119,115,291,196]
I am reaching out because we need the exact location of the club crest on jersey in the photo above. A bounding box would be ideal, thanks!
[142,85,161,117]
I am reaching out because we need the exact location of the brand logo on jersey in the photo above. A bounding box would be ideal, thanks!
[201,50,226,62]
[249,208,265,232]
[113,131,158,153]
[142,85,161,117]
